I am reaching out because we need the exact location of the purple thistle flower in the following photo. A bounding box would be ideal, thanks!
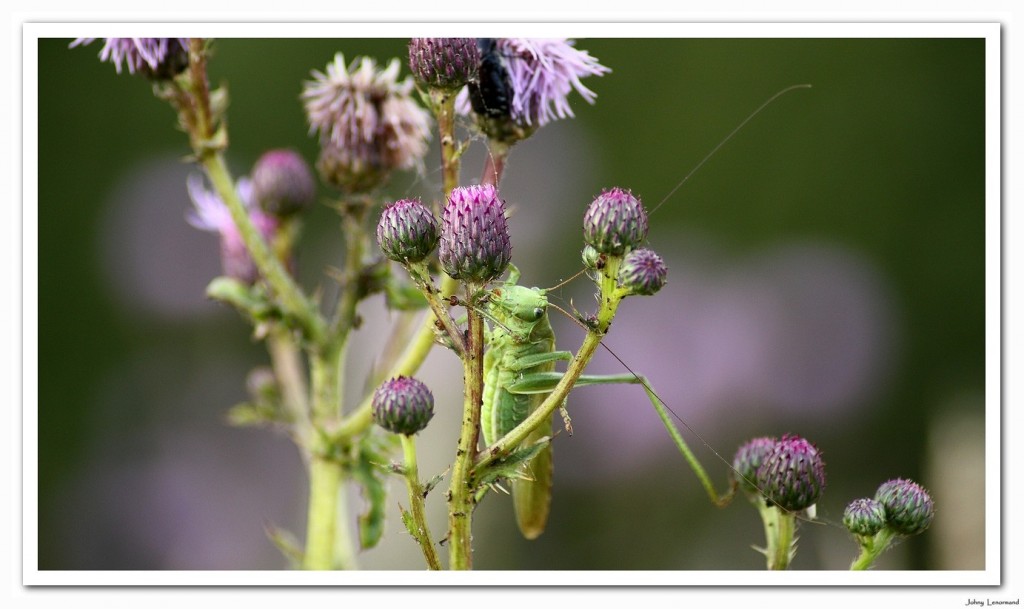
[439,185,512,283]
[458,38,609,129]
[731,436,778,497]
[372,376,435,436]
[302,54,431,193]
[186,175,278,284]
[617,248,668,296]
[583,188,649,256]
[874,478,935,536]
[71,38,190,78]
[755,434,826,512]
[377,198,440,264]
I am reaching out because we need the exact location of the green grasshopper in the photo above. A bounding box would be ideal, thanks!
[480,264,660,540]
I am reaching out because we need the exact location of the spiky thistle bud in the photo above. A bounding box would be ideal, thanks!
[874,478,935,536]
[372,376,435,436]
[617,248,667,296]
[439,185,512,283]
[843,498,887,537]
[731,436,778,497]
[250,149,316,218]
[583,188,649,256]
[408,38,479,91]
[377,199,439,264]
[581,244,603,270]
[756,434,826,512]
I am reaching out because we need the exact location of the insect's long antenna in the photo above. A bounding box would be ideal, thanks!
[648,83,812,217]
[596,338,826,526]
[546,301,592,332]
[544,267,590,293]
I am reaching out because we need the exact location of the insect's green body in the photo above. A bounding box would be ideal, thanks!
[481,283,559,540]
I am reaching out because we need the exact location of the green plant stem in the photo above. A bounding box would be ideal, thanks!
[850,528,897,570]
[181,41,324,345]
[400,434,442,570]
[431,89,460,204]
[448,284,486,570]
[268,328,310,438]
[303,455,343,570]
[759,503,796,570]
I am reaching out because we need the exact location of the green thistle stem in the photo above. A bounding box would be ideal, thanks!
[850,528,897,570]
[302,455,342,570]
[759,504,796,570]
[401,434,442,570]
[448,284,486,570]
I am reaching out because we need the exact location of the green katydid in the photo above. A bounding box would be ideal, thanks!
[478,264,724,540]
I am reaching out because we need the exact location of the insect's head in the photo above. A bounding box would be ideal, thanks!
[486,284,548,328]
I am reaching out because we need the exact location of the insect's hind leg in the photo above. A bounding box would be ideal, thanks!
[506,371,732,507]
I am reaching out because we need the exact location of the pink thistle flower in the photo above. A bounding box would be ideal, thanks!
[186,175,278,284]
[302,54,431,192]
[71,38,190,78]
[459,38,609,129]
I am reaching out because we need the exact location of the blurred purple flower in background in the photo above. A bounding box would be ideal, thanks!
[186,175,278,284]
[71,38,190,76]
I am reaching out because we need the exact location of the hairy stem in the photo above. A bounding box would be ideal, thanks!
[850,528,896,571]
[448,285,486,570]
[401,434,442,570]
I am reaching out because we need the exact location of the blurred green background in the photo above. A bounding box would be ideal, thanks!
[37,37,985,571]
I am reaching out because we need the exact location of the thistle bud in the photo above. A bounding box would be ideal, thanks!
[617,248,667,296]
[251,149,316,218]
[581,244,603,270]
[731,436,778,497]
[843,498,887,537]
[377,199,439,263]
[874,478,935,536]
[372,376,435,436]
[408,38,480,91]
[583,188,649,256]
[439,185,512,283]
[756,434,826,512]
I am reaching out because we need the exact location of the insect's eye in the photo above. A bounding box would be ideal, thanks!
[531,307,544,321]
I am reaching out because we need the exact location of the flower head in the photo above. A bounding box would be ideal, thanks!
[439,185,512,283]
[731,436,778,497]
[756,434,826,512]
[583,188,649,256]
[302,54,431,193]
[372,376,435,436]
[408,38,479,91]
[250,149,316,218]
[874,478,935,536]
[617,248,668,296]
[71,38,190,79]
[463,39,608,126]
[186,175,278,284]
[377,199,439,264]
[843,498,887,537]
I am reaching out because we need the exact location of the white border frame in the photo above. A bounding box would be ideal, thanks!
[16,21,1002,591]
